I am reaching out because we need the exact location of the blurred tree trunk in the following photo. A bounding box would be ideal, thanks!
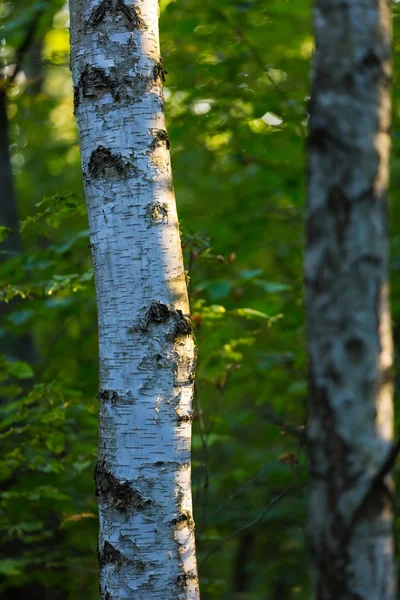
[306,0,396,598]
[0,88,21,256]
[232,531,254,598]
[0,51,49,600]
[0,89,36,364]
[69,1,199,598]
[22,40,44,95]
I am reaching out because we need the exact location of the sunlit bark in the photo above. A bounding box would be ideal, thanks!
[69,1,199,597]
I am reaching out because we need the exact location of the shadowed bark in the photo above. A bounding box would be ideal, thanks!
[306,0,395,598]
[0,89,35,364]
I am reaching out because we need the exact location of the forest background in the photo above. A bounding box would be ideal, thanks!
[1,0,400,598]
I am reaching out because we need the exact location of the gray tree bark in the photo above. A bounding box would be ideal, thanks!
[306,0,396,598]
[68,1,199,598]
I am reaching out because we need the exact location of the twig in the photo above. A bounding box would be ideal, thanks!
[206,368,232,439]
[374,431,400,481]
[346,431,400,535]
[207,466,267,521]
[212,7,308,138]
[262,406,307,442]
[193,380,210,544]
[199,478,298,571]
[2,7,44,91]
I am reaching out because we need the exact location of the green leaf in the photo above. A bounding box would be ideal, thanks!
[198,279,233,300]
[0,226,12,243]
[6,361,34,379]
[8,310,34,326]
[235,307,270,320]
[0,559,25,576]
[254,280,292,293]
[240,268,264,279]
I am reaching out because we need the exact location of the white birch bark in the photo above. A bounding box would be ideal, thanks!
[306,0,395,598]
[68,2,200,597]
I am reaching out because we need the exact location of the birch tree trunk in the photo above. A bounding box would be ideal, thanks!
[306,0,396,598]
[68,2,199,598]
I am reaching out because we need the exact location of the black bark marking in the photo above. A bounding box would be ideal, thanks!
[345,337,365,365]
[358,50,389,84]
[98,389,121,406]
[150,129,170,150]
[327,186,351,243]
[306,206,326,245]
[99,541,124,566]
[171,511,190,527]
[172,310,193,338]
[130,301,171,333]
[74,65,119,112]
[356,253,382,268]
[148,301,171,323]
[307,116,331,152]
[360,50,381,70]
[89,0,146,30]
[324,361,341,385]
[174,572,198,595]
[176,412,193,425]
[130,302,193,346]
[95,464,151,512]
[132,558,146,572]
[153,58,167,83]
[88,146,130,180]
[145,201,168,226]
[308,116,352,153]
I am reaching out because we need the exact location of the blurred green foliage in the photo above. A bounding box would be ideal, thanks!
[1,0,400,598]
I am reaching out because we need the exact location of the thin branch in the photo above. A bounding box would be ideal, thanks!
[206,368,232,439]
[207,466,267,521]
[193,380,210,544]
[346,430,400,535]
[261,406,307,442]
[199,478,298,571]
[374,430,400,481]
[2,7,44,91]
[213,7,308,138]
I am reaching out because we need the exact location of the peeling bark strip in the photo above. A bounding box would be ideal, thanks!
[306,0,395,598]
[69,0,199,598]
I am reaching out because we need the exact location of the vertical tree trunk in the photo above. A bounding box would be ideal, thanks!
[0,89,36,365]
[68,1,199,598]
[0,89,21,256]
[306,1,395,598]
